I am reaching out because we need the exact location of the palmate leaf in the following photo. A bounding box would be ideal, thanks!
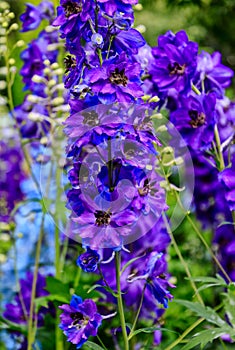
[128,326,178,340]
[175,300,226,327]
[181,327,232,350]
[187,274,227,286]
[83,341,105,350]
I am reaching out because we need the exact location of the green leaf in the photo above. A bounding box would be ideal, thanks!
[186,275,227,286]
[175,300,226,327]
[45,276,71,301]
[87,284,119,298]
[181,327,232,350]
[223,289,235,326]
[84,341,105,350]
[0,315,27,335]
[128,326,178,340]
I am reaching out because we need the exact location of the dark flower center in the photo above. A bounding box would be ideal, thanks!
[62,1,82,18]
[138,179,150,196]
[109,68,128,86]
[188,109,206,128]
[64,55,77,73]
[69,312,88,329]
[82,111,99,126]
[168,62,185,76]
[94,210,112,226]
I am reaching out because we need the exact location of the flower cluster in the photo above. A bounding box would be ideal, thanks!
[0,139,25,224]
[145,30,235,281]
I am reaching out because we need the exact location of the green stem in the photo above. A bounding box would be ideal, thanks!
[165,317,204,350]
[74,267,81,289]
[97,335,108,350]
[214,124,225,171]
[128,283,147,340]
[191,83,201,95]
[97,48,103,66]
[162,214,204,305]
[27,214,45,350]
[174,192,232,283]
[115,251,129,350]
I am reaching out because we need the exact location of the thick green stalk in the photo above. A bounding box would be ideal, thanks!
[115,251,129,350]
[163,214,204,305]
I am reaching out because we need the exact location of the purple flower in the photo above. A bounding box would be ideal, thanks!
[59,295,102,349]
[77,247,100,272]
[20,30,58,94]
[219,156,235,211]
[53,0,93,39]
[71,203,137,249]
[170,92,216,150]
[20,1,55,32]
[0,140,25,223]
[194,51,234,96]
[149,30,198,94]
[145,253,174,308]
[3,272,49,326]
[14,97,50,139]
[98,0,137,16]
[84,53,143,104]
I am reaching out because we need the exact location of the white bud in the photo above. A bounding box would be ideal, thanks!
[40,136,48,145]
[51,62,59,70]
[162,146,174,154]
[133,4,143,10]
[135,24,146,34]
[156,125,167,133]
[9,66,17,73]
[16,40,25,47]
[7,12,15,19]
[27,95,43,103]
[28,112,44,122]
[51,96,64,106]
[149,95,160,103]
[32,74,45,83]
[48,79,56,88]
[43,59,50,66]
[53,68,63,75]
[9,23,19,31]
[0,80,7,89]
[151,113,163,119]
[9,58,15,65]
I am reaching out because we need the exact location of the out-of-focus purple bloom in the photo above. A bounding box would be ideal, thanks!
[84,53,143,104]
[145,253,174,308]
[189,151,232,228]
[20,1,55,32]
[170,92,216,150]
[194,51,234,96]
[20,30,58,94]
[149,30,198,94]
[77,247,100,272]
[219,157,235,211]
[14,97,50,139]
[3,272,49,326]
[59,294,102,349]
[0,141,25,223]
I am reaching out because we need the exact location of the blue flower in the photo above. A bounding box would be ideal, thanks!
[77,248,100,272]
[59,295,102,349]
[149,30,198,94]
[20,1,54,32]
